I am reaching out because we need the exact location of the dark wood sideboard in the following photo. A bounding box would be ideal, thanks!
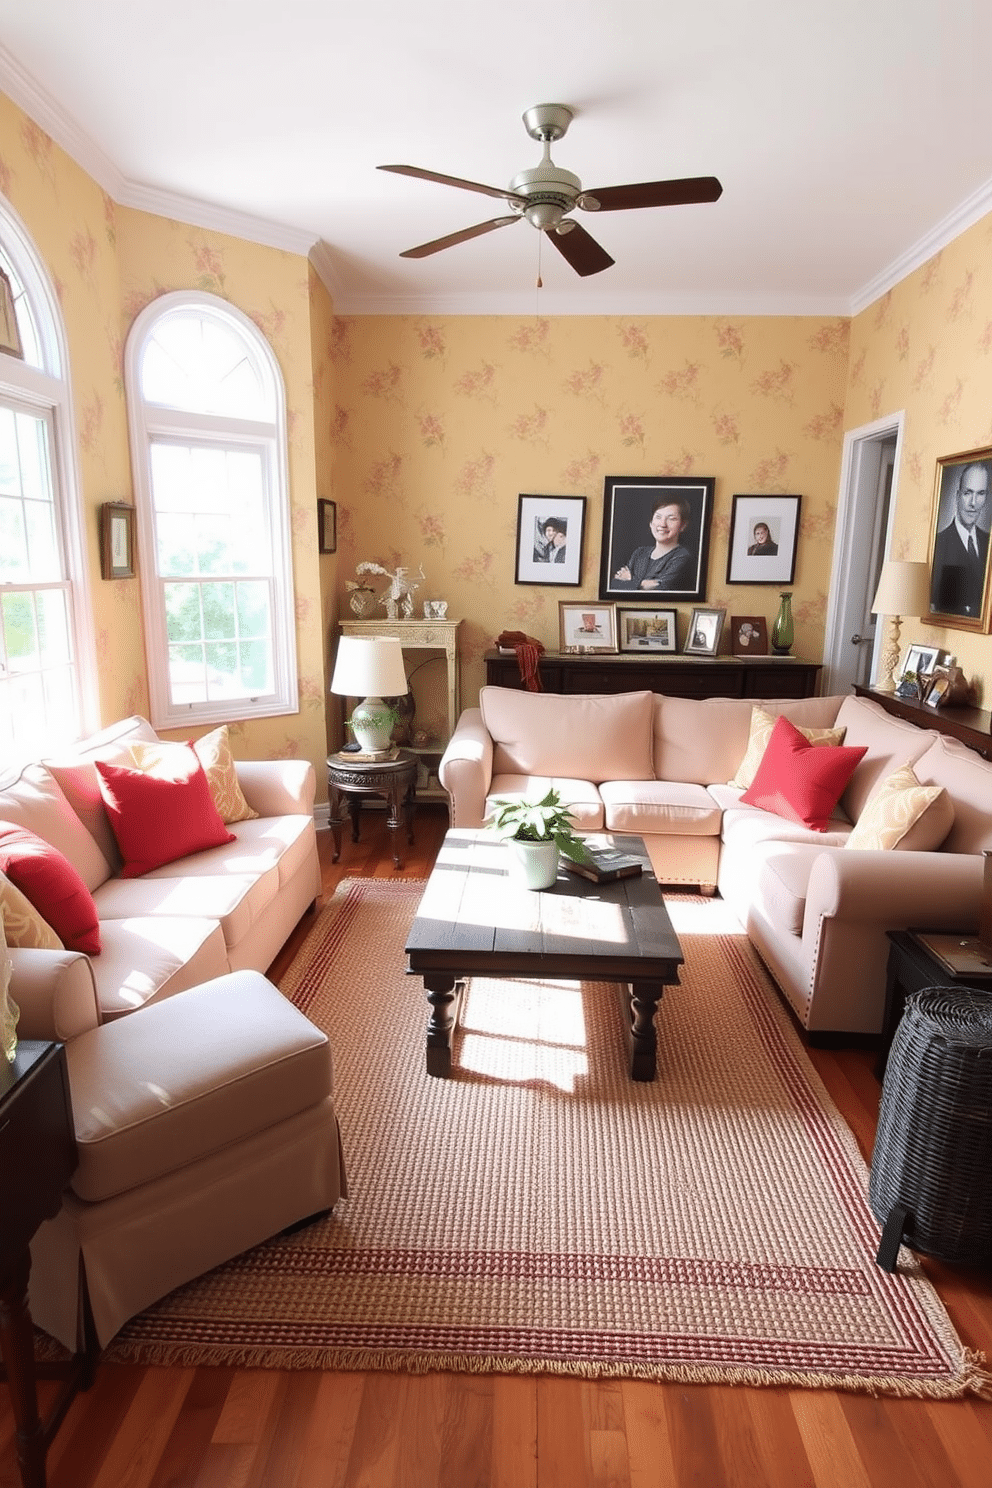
[854,685,992,762]
[485,650,821,700]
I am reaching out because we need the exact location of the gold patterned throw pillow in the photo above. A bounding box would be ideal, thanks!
[0,870,64,949]
[844,763,953,852]
[129,725,258,825]
[730,706,848,790]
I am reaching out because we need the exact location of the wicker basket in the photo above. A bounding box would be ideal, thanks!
[870,985,992,1268]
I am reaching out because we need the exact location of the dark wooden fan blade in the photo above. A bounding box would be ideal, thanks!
[399,216,520,259]
[379,164,527,206]
[548,222,615,277]
[584,176,723,210]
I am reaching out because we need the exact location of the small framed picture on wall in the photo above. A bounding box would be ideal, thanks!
[726,494,801,585]
[100,502,135,580]
[318,498,337,554]
[515,494,586,586]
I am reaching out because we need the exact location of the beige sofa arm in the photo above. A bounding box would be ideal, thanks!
[9,948,100,1042]
[439,709,494,828]
[235,758,316,817]
[803,849,984,935]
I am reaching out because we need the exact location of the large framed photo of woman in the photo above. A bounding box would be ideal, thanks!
[515,493,586,586]
[599,475,714,602]
[926,447,992,632]
[726,494,801,584]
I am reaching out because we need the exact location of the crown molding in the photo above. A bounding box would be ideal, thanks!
[117,180,318,257]
[330,287,853,317]
[850,173,992,316]
[0,43,125,198]
[308,241,346,304]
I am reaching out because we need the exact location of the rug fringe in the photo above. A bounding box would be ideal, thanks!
[101,1339,992,1400]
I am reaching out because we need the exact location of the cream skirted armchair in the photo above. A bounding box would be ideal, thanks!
[13,948,346,1352]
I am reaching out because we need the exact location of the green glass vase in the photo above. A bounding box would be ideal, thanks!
[771,592,794,655]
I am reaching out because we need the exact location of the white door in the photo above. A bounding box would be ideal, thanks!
[822,417,902,694]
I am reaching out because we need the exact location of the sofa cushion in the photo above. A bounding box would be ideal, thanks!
[0,870,64,949]
[753,846,825,937]
[66,971,332,1203]
[913,734,992,854]
[140,814,321,890]
[95,751,236,878]
[844,763,953,852]
[486,775,605,831]
[481,687,655,784]
[0,764,113,892]
[651,696,755,785]
[0,824,101,954]
[93,867,279,953]
[130,725,259,825]
[91,917,230,1020]
[599,780,723,837]
[715,790,851,851]
[741,717,867,831]
[730,705,847,790]
[832,696,937,822]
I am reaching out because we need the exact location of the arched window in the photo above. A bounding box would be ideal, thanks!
[0,198,96,767]
[125,292,298,729]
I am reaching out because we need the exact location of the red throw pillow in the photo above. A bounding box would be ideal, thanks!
[95,746,236,878]
[0,821,101,953]
[740,715,867,831]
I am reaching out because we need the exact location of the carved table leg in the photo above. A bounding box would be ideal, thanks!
[424,973,461,1077]
[384,782,405,870]
[328,787,345,864]
[627,980,665,1082]
[347,796,363,844]
[0,1251,47,1488]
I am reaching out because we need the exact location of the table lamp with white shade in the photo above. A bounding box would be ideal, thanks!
[330,636,408,755]
[871,560,931,694]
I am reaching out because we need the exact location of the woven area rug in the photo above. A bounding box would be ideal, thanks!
[104,878,990,1397]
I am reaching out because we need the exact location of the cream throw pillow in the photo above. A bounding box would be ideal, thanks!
[730,706,848,790]
[129,725,259,825]
[844,763,953,852]
[0,870,64,949]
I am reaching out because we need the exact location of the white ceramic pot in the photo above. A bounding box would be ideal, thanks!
[506,839,560,890]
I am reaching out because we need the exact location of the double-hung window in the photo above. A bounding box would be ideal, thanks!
[125,292,298,730]
[0,203,94,767]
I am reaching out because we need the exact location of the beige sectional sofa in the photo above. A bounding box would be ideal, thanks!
[439,686,991,1037]
[1,714,321,1031]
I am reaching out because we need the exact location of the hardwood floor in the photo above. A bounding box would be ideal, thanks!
[5,807,992,1488]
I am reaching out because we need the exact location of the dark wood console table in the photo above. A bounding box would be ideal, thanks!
[485,650,821,700]
[0,1041,92,1488]
[854,685,992,762]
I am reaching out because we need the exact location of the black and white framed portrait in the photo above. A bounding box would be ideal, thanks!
[599,476,714,602]
[515,494,586,587]
[726,494,801,585]
[927,448,992,632]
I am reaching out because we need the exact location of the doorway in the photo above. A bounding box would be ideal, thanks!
[822,414,903,694]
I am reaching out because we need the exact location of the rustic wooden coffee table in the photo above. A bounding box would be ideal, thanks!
[405,828,683,1081]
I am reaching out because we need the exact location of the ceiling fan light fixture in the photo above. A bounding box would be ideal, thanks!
[524,201,566,231]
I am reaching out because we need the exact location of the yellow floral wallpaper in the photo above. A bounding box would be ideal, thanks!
[331,314,851,703]
[846,213,992,699]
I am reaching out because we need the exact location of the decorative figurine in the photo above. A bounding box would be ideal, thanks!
[354,561,425,619]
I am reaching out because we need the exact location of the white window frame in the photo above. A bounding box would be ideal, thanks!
[0,195,97,764]
[125,291,298,730]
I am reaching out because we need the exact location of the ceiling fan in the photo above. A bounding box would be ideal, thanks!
[378,103,722,277]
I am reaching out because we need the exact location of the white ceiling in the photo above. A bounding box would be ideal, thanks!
[1,0,991,316]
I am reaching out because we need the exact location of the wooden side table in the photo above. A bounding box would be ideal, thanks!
[327,750,418,869]
[879,930,992,1080]
[0,1040,93,1488]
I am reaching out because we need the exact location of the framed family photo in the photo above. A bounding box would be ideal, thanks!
[618,606,678,653]
[599,476,714,602]
[100,501,135,580]
[926,447,992,632]
[683,606,726,657]
[558,601,617,653]
[726,494,801,585]
[515,494,586,587]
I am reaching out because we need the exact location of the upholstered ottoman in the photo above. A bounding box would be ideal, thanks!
[29,970,346,1350]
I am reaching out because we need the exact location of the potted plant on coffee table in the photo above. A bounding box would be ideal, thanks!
[485,786,590,890]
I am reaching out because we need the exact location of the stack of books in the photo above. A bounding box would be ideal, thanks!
[566,848,643,884]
